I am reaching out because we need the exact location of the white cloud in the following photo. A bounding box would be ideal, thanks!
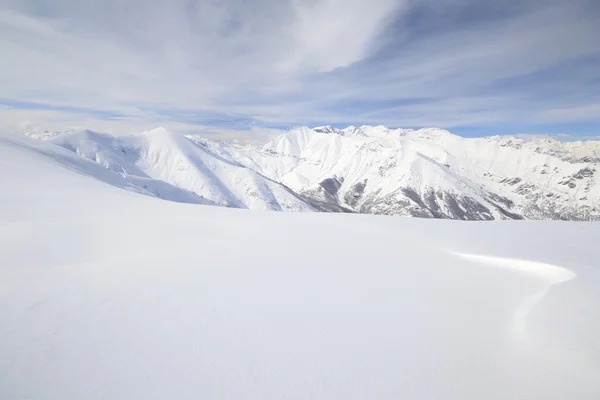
[280,0,404,73]
[0,0,403,108]
[0,107,286,143]
[540,104,600,122]
[0,0,599,136]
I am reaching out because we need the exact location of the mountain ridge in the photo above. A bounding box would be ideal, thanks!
[22,125,600,220]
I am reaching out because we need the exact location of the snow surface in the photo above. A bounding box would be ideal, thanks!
[2,132,600,399]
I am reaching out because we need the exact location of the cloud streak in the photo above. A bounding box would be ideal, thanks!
[0,0,599,137]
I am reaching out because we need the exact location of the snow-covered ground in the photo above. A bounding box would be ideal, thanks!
[1,132,600,399]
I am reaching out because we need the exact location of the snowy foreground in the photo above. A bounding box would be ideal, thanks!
[1,132,600,399]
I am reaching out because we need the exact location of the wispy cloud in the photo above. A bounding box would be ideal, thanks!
[541,104,600,122]
[0,0,599,137]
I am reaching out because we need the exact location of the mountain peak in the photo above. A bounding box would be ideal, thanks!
[313,125,336,134]
[139,127,171,137]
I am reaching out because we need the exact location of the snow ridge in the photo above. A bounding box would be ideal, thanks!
[451,252,577,334]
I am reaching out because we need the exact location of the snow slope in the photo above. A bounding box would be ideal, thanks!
[2,133,600,399]
[47,128,316,211]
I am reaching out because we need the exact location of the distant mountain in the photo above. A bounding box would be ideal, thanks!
[28,126,600,220]
[44,128,317,212]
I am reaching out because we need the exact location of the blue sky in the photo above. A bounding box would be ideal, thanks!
[0,0,599,140]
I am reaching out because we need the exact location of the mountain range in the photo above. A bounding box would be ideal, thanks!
[26,125,600,220]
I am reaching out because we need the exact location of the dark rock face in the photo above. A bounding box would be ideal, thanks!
[344,180,367,208]
[297,171,598,220]
[573,168,595,179]
[319,177,344,202]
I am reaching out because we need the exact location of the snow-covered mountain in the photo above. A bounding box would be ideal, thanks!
[3,128,600,399]
[39,128,319,212]
[230,126,600,220]
[27,125,600,220]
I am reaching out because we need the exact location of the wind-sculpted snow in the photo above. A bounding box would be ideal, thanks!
[1,132,600,399]
[450,252,577,334]
[24,125,600,219]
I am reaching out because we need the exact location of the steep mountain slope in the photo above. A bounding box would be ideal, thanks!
[46,128,316,212]
[4,130,205,204]
[3,127,600,399]
[229,126,600,220]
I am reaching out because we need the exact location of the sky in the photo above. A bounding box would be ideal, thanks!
[0,0,599,141]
